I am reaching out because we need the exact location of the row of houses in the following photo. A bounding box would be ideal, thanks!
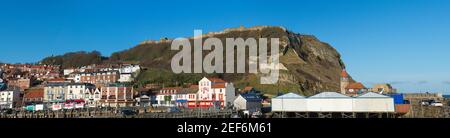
[0,64,61,81]
[0,63,143,110]
[65,64,141,84]
[1,76,266,113]
[1,83,135,110]
[153,77,237,108]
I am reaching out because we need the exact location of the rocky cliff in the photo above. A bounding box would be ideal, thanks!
[110,26,350,96]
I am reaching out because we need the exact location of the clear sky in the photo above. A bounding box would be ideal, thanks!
[0,0,449,94]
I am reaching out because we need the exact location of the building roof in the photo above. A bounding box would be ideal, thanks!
[239,93,262,102]
[177,87,198,94]
[160,87,182,91]
[273,92,305,99]
[24,88,44,98]
[346,82,366,89]
[211,83,226,88]
[46,82,69,87]
[105,83,131,87]
[309,92,351,98]
[182,87,198,94]
[207,77,226,83]
[159,87,182,94]
[341,69,349,78]
[357,92,391,98]
[47,78,67,82]
[241,86,254,92]
[206,77,227,88]
[189,85,198,89]
[67,83,96,87]
[77,70,119,75]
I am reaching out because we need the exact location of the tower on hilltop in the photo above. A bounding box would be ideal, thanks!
[340,69,350,94]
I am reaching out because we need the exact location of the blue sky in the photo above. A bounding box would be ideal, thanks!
[0,0,449,93]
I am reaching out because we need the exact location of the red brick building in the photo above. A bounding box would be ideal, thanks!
[8,78,31,91]
[23,88,44,105]
[99,84,134,107]
[77,71,119,85]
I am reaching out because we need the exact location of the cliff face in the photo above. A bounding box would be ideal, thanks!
[109,26,349,96]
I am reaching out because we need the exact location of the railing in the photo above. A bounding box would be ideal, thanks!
[0,107,237,118]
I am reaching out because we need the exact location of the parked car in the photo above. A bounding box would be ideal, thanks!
[231,113,240,118]
[167,107,181,113]
[1,109,14,114]
[120,109,137,116]
[420,100,431,105]
[251,111,263,118]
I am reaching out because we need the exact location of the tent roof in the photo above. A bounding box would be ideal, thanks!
[309,92,351,98]
[357,92,391,98]
[274,92,305,99]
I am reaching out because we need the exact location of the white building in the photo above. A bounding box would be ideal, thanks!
[233,93,262,112]
[307,92,354,112]
[44,83,68,103]
[119,64,140,74]
[0,90,21,109]
[197,77,236,108]
[118,73,132,82]
[44,83,100,108]
[155,87,182,107]
[353,92,395,112]
[271,93,307,112]
[136,95,151,107]
[84,88,101,107]
[118,65,140,82]
[63,69,75,76]
[272,92,395,113]
[66,83,96,100]
[73,74,81,83]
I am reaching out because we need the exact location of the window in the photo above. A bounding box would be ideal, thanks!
[219,94,223,100]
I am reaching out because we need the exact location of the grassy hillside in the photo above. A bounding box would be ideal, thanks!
[39,26,348,96]
[40,51,107,68]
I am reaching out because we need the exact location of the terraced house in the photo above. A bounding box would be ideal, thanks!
[74,71,120,86]
[44,83,68,104]
[99,83,135,107]
[0,89,21,109]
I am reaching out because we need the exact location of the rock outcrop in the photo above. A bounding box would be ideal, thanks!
[109,26,350,96]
